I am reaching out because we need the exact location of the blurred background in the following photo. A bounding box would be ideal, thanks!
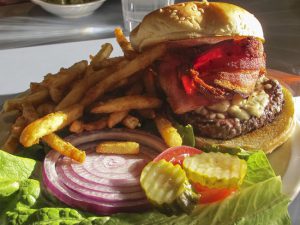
[0,0,299,75]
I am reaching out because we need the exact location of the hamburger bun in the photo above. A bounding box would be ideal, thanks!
[195,87,295,153]
[130,1,264,51]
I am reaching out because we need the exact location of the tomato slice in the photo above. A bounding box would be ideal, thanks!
[153,146,202,166]
[193,183,236,204]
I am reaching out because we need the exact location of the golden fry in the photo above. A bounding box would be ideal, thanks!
[91,43,113,70]
[2,135,19,154]
[42,133,86,163]
[81,43,167,106]
[95,56,124,69]
[43,61,87,88]
[21,103,39,122]
[107,110,129,128]
[126,82,143,95]
[96,141,139,155]
[69,120,84,134]
[143,68,157,96]
[91,95,162,114]
[83,118,107,131]
[49,86,65,103]
[3,89,49,112]
[154,115,182,147]
[122,115,140,129]
[20,104,84,147]
[30,82,47,93]
[138,109,156,119]
[56,60,128,110]
[114,27,137,59]
[37,102,56,116]
[4,115,27,154]
[10,116,27,136]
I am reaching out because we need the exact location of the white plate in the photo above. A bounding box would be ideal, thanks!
[0,38,300,199]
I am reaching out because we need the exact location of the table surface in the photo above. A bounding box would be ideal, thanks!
[0,0,299,224]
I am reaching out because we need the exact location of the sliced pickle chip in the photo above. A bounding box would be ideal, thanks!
[140,159,198,214]
[183,152,247,189]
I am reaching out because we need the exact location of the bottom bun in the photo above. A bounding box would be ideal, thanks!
[195,87,295,154]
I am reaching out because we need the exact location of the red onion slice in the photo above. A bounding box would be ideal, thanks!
[43,129,167,214]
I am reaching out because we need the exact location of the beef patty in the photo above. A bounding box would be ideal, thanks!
[177,79,284,140]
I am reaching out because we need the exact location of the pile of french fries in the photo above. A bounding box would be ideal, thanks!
[2,28,183,163]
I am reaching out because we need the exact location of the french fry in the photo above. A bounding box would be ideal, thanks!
[114,27,137,59]
[22,103,39,122]
[108,110,129,128]
[20,104,84,147]
[49,86,65,103]
[95,56,124,69]
[91,43,113,70]
[96,141,139,155]
[56,60,129,110]
[83,117,107,131]
[30,82,47,93]
[143,68,157,97]
[138,109,156,119]
[91,95,162,114]
[42,133,86,163]
[81,43,167,106]
[7,116,26,153]
[3,89,49,112]
[154,115,182,147]
[10,116,27,136]
[107,78,129,92]
[122,115,140,129]
[2,135,19,154]
[69,120,84,134]
[43,60,87,88]
[37,102,56,116]
[46,61,88,103]
[126,82,143,95]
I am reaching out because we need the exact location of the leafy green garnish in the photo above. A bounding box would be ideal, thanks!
[175,124,195,147]
[0,150,36,181]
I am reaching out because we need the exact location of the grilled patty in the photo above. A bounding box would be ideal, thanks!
[177,79,284,140]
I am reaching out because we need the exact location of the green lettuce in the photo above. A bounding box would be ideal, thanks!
[175,124,195,147]
[0,150,291,225]
[0,150,36,181]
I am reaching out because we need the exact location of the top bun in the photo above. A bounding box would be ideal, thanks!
[130,1,264,51]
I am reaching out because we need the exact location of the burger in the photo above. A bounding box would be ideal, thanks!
[130,1,295,153]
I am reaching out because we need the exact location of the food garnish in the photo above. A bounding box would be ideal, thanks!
[183,152,247,189]
[140,159,199,214]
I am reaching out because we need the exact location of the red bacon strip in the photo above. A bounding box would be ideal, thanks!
[158,38,266,114]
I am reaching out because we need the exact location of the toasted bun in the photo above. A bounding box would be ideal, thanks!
[195,87,295,154]
[130,1,264,51]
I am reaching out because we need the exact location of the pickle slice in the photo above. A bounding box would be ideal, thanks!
[183,152,247,189]
[140,159,198,214]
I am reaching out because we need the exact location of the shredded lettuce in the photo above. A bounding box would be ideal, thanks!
[0,149,291,225]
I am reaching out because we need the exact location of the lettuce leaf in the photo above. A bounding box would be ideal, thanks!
[0,150,36,181]
[242,150,276,187]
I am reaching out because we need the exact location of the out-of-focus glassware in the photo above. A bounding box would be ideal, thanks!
[121,0,174,32]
